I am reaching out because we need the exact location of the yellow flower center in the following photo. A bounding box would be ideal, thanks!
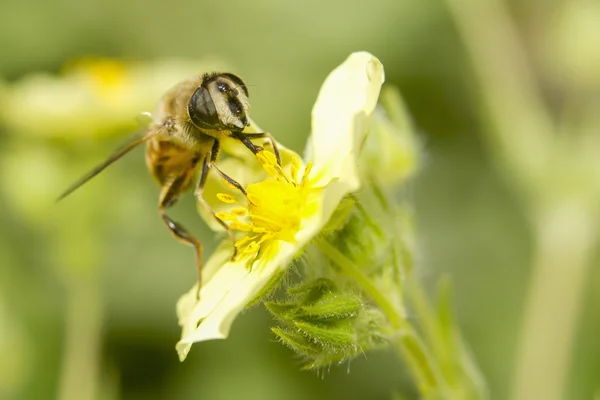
[216,151,318,262]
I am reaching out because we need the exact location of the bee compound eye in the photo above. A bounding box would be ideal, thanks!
[217,82,227,92]
[188,87,220,129]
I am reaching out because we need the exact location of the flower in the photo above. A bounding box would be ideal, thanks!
[0,57,227,139]
[215,152,319,263]
[176,51,385,361]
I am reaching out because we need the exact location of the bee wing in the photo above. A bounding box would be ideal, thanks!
[56,123,165,201]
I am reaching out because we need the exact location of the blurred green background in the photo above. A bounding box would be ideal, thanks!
[1,0,599,399]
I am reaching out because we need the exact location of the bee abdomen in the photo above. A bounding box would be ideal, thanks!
[146,138,198,186]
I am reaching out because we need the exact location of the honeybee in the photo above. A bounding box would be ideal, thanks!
[58,72,281,288]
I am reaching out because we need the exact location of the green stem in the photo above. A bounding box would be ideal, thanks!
[316,239,449,396]
[57,270,103,400]
[394,327,450,397]
[511,205,596,400]
[316,239,403,329]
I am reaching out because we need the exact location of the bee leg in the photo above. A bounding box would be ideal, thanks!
[210,165,247,197]
[158,161,204,298]
[234,132,281,166]
[195,140,239,261]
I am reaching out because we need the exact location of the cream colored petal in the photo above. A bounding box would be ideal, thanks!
[176,240,297,361]
[305,51,385,190]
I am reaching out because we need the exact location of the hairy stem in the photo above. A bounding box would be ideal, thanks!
[316,239,403,329]
[316,239,450,396]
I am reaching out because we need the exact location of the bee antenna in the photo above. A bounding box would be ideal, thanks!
[55,122,168,202]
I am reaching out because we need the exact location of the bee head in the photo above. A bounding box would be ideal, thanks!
[187,72,250,133]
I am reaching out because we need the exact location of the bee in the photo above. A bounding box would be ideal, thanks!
[58,72,281,289]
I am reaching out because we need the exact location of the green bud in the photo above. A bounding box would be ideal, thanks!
[267,278,390,370]
[245,268,286,308]
[271,327,321,357]
[332,202,389,273]
[361,85,420,187]
[263,302,299,322]
[298,292,362,320]
[294,320,356,349]
[265,279,362,322]
[271,326,351,370]
[287,278,335,301]
[321,195,356,234]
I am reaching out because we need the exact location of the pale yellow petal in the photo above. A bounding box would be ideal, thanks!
[305,51,385,191]
[176,241,296,360]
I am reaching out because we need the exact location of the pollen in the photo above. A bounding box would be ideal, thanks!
[218,150,319,264]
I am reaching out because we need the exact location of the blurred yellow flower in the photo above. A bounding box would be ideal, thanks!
[0,57,226,138]
[176,51,385,361]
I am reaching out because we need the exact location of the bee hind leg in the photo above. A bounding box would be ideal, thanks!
[158,161,204,298]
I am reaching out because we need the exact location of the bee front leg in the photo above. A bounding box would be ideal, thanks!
[195,140,239,262]
[210,164,247,197]
[234,132,281,166]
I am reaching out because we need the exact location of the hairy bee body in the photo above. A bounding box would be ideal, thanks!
[146,74,249,186]
[59,72,279,295]
[145,138,202,187]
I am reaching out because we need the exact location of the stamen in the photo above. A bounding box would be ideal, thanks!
[257,150,292,184]
[230,221,254,231]
[262,164,280,180]
[221,178,238,190]
[230,208,247,216]
[260,151,276,165]
[235,235,254,248]
[215,211,236,221]
[217,193,237,204]
[301,163,313,186]
[250,226,268,233]
[250,214,291,227]
[243,241,260,254]
[274,164,292,184]
[215,151,318,262]
[291,157,300,182]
